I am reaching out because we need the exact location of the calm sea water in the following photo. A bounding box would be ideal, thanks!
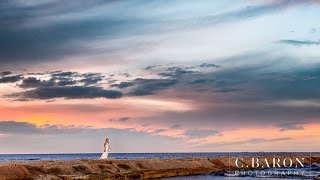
[0,152,317,161]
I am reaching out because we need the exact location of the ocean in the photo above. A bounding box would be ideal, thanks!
[0,152,319,179]
[0,152,316,161]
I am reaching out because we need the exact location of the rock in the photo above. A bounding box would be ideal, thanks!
[0,155,319,180]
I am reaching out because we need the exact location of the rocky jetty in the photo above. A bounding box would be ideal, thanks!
[0,155,319,179]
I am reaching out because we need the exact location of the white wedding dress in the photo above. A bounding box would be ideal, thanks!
[100,141,111,159]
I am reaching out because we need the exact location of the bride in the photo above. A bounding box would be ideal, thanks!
[100,138,111,159]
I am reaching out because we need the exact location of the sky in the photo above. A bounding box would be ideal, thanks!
[0,0,320,153]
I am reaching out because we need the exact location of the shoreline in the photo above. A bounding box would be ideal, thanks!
[0,155,319,179]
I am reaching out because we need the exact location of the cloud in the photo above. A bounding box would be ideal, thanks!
[144,65,162,70]
[119,117,130,122]
[152,129,167,134]
[0,71,13,76]
[0,121,184,153]
[55,78,77,86]
[0,75,23,83]
[112,66,200,92]
[19,71,104,88]
[0,121,40,134]
[0,0,145,66]
[109,117,130,123]
[278,122,305,131]
[185,129,220,138]
[133,56,320,129]
[2,0,319,69]
[248,0,320,7]
[198,1,301,26]
[51,71,80,78]
[79,73,104,86]
[278,40,320,46]
[1,70,121,101]
[223,137,293,146]
[128,78,178,96]
[199,63,220,68]
[171,124,182,129]
[198,137,293,149]
[19,77,55,88]
[2,55,320,130]
[159,67,197,77]
[111,82,135,89]
[7,86,123,100]
[189,79,213,84]
[245,137,292,144]
[0,121,95,135]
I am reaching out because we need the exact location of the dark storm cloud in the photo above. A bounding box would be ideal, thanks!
[185,129,220,138]
[19,76,77,88]
[7,86,123,100]
[135,57,320,128]
[110,64,208,95]
[55,78,77,86]
[51,71,104,87]
[175,67,246,93]
[181,61,320,101]
[79,73,104,86]
[109,58,320,104]
[254,68,320,100]
[128,78,178,96]
[158,67,197,77]
[199,63,220,68]
[137,62,246,95]
[189,79,213,84]
[278,39,320,46]
[19,77,55,88]
[111,65,210,95]
[0,75,23,83]
[0,71,13,76]
[2,70,125,100]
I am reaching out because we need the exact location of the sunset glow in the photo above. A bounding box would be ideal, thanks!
[0,0,320,153]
